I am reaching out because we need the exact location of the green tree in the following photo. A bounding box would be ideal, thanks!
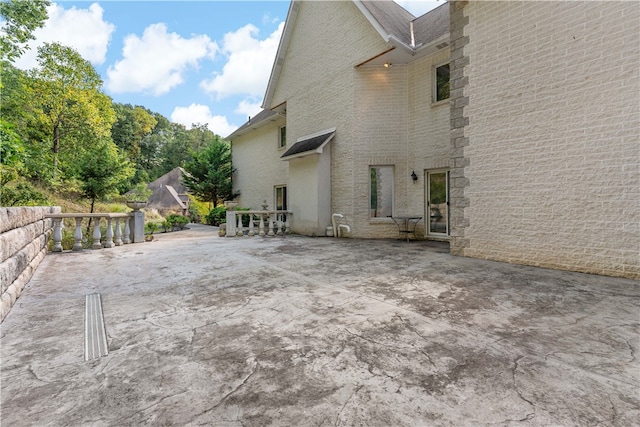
[77,139,134,214]
[181,136,235,208]
[27,42,115,181]
[0,0,49,63]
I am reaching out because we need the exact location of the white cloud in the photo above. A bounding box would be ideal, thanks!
[234,98,263,119]
[106,23,218,96]
[200,22,284,100]
[394,1,442,17]
[14,2,115,70]
[171,104,238,137]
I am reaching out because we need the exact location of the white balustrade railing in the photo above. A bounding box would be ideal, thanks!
[46,212,145,252]
[225,210,292,237]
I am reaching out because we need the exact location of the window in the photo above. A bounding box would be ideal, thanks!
[435,63,450,102]
[370,166,393,218]
[275,186,287,210]
[278,126,286,149]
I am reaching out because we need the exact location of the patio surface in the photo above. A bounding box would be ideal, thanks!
[1,224,639,426]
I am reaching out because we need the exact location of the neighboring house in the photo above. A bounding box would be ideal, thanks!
[146,167,190,215]
[227,0,639,279]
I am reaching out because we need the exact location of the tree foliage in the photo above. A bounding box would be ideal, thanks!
[26,43,115,182]
[0,0,50,63]
[76,139,134,213]
[182,135,235,208]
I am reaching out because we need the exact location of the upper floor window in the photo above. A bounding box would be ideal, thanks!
[435,63,450,102]
[279,126,286,149]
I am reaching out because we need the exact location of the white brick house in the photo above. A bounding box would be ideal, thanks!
[449,0,639,279]
[228,0,451,238]
[228,0,639,279]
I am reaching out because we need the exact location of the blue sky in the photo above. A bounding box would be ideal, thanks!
[14,1,441,137]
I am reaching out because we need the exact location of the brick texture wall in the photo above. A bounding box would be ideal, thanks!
[231,117,288,210]
[451,1,639,278]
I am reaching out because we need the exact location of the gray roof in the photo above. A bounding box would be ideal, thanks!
[281,130,335,160]
[226,108,278,139]
[412,2,450,46]
[361,0,416,46]
[360,0,449,47]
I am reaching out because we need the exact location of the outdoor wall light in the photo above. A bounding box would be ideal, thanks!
[411,170,418,182]
[383,62,392,68]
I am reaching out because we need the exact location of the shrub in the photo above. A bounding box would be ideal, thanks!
[205,206,226,226]
[165,214,189,231]
[145,222,159,235]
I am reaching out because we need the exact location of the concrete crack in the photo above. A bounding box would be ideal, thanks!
[625,339,636,363]
[334,384,363,426]
[511,355,535,408]
[203,357,258,414]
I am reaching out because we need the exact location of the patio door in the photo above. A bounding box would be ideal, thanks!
[426,170,449,237]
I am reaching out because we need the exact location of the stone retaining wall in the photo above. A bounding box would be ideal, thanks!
[1,206,60,322]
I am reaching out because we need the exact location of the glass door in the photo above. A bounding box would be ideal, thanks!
[426,171,449,236]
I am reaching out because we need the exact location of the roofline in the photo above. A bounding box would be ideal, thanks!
[352,0,416,54]
[280,127,336,161]
[262,0,300,110]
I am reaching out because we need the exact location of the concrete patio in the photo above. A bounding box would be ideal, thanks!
[1,224,638,426]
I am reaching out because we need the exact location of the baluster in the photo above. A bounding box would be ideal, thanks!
[52,218,63,252]
[276,213,283,235]
[123,216,131,244]
[248,214,255,236]
[284,213,290,234]
[236,213,244,236]
[259,214,266,237]
[92,218,103,249]
[268,214,275,236]
[73,217,84,251]
[104,217,115,248]
[114,218,123,246]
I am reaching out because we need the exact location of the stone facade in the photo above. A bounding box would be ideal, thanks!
[450,1,639,278]
[0,206,60,321]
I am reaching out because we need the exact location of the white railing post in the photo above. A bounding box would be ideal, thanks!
[284,214,290,234]
[104,217,115,248]
[259,214,266,237]
[236,213,244,236]
[276,213,283,235]
[268,214,275,236]
[225,210,236,237]
[131,210,145,243]
[52,218,63,252]
[114,218,123,246]
[92,218,102,249]
[73,217,83,251]
[248,215,255,236]
[123,216,131,244]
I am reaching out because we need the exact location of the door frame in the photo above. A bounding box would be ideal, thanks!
[424,169,450,238]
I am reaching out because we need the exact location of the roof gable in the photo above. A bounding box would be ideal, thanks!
[262,0,450,110]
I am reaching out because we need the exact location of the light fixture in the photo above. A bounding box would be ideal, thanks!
[383,62,392,68]
[411,170,418,182]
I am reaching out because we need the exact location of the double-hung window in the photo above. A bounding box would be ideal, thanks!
[278,126,286,149]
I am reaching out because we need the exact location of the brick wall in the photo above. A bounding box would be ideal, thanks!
[231,117,288,210]
[0,206,60,321]
[451,1,639,278]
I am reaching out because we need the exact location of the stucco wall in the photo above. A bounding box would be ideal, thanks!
[231,116,288,210]
[452,1,639,278]
[0,206,60,321]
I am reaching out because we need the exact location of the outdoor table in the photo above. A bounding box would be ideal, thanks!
[390,216,422,242]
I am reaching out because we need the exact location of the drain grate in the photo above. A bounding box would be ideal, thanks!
[84,293,109,361]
